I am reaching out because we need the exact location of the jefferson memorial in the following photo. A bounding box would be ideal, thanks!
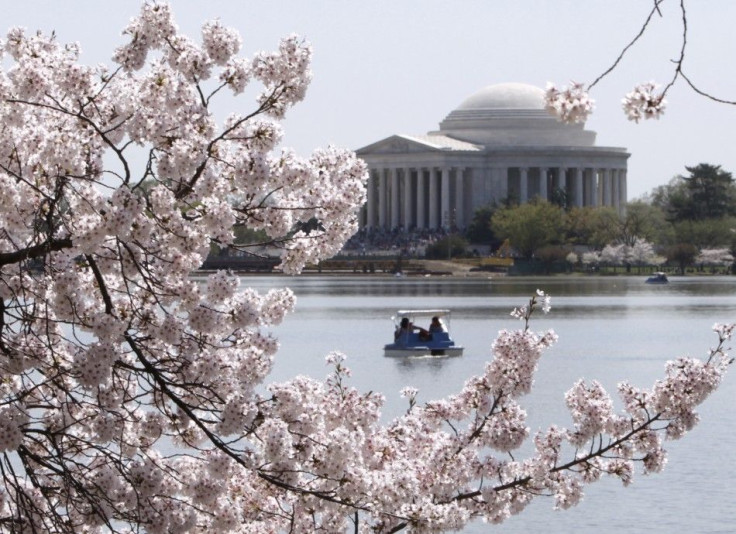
[356,83,630,231]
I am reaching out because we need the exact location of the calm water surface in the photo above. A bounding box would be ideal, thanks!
[238,274,736,534]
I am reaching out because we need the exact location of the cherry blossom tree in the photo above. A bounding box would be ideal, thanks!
[0,3,734,533]
[595,241,665,273]
[627,239,666,272]
[581,251,601,270]
[600,243,627,272]
[696,248,735,271]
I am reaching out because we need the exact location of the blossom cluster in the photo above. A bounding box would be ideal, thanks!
[545,80,666,124]
[510,289,551,325]
[544,81,595,124]
[622,81,667,122]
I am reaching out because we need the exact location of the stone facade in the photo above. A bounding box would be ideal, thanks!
[356,83,630,231]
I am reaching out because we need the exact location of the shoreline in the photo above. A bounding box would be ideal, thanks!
[197,259,734,279]
[197,259,504,278]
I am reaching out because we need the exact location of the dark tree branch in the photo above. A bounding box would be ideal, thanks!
[0,238,73,267]
[588,0,665,91]
[589,0,735,106]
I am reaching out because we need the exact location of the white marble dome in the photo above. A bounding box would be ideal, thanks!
[457,83,545,110]
[436,82,596,147]
[356,81,630,233]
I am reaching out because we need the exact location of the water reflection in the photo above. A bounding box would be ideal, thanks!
[236,273,736,297]
[390,353,459,375]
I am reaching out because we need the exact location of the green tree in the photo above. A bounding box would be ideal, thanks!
[650,164,736,222]
[234,226,270,245]
[666,243,699,275]
[682,163,735,220]
[535,245,572,274]
[491,200,565,259]
[425,234,469,259]
[549,186,570,209]
[672,217,736,249]
[565,206,619,249]
[465,205,499,245]
[619,201,674,246]
[650,176,689,221]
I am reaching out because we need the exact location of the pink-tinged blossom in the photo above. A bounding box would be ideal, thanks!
[201,20,241,65]
[487,328,558,398]
[713,322,736,340]
[219,56,251,94]
[536,289,551,314]
[0,406,27,452]
[544,81,595,124]
[622,81,666,122]
[565,379,615,446]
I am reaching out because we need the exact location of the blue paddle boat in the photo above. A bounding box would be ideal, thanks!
[384,309,464,357]
[645,272,669,284]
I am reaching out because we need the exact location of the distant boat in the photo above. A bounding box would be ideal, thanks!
[384,309,464,357]
[645,272,669,284]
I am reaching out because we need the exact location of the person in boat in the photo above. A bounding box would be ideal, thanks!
[428,316,447,334]
[395,317,431,342]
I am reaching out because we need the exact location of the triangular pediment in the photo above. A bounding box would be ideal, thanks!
[356,135,446,155]
[356,134,482,155]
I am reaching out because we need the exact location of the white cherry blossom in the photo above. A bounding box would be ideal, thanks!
[544,81,595,124]
[622,81,667,122]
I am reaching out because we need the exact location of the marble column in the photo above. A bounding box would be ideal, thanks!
[455,167,464,229]
[574,167,583,208]
[390,167,399,229]
[558,167,567,203]
[403,167,412,230]
[590,169,598,207]
[441,167,451,229]
[602,168,611,207]
[608,169,615,207]
[519,167,529,203]
[366,169,376,229]
[612,170,620,211]
[378,168,387,229]
[493,167,509,201]
[539,167,548,200]
[620,169,628,207]
[558,167,567,190]
[618,169,628,214]
[416,169,426,229]
[428,168,438,229]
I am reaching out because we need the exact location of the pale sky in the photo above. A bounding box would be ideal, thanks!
[4,1,735,200]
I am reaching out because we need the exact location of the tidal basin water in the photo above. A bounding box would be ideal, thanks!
[238,274,736,534]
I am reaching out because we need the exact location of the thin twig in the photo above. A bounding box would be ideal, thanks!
[588,0,665,90]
